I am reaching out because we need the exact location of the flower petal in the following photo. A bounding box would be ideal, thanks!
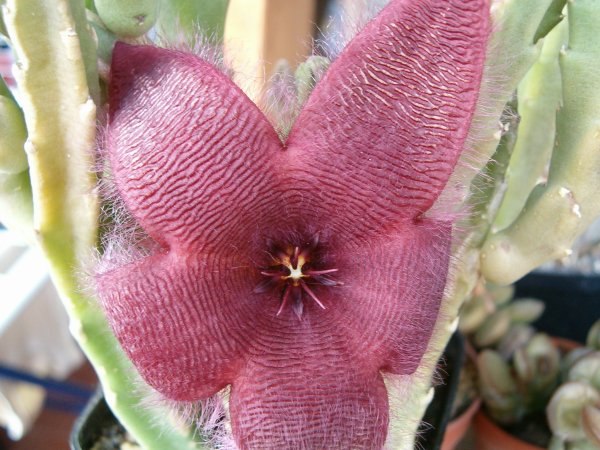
[332,219,452,375]
[96,250,259,400]
[284,0,489,237]
[230,328,389,449]
[108,43,284,253]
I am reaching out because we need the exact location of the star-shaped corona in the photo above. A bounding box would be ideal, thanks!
[255,236,340,318]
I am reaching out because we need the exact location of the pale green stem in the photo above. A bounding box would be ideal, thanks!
[3,0,203,448]
[481,0,600,285]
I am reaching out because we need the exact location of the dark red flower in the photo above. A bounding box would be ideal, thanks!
[96,0,489,448]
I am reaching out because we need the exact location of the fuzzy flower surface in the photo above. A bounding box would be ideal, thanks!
[96,0,489,448]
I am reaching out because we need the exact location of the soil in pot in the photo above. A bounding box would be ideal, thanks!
[70,388,140,450]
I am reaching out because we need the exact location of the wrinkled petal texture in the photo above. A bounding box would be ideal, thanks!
[108,44,284,254]
[286,0,489,239]
[97,0,490,448]
[96,251,258,400]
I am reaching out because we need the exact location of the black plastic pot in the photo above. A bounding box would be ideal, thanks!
[417,332,466,450]
[516,272,600,343]
[70,387,121,450]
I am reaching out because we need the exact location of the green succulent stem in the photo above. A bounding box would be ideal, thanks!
[3,1,202,448]
[493,18,567,232]
[481,0,600,285]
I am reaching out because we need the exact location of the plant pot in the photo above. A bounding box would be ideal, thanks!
[516,272,600,343]
[416,332,467,450]
[473,337,581,450]
[70,387,128,450]
[473,410,544,450]
[441,397,481,450]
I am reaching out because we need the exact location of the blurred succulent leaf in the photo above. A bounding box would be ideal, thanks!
[489,283,516,307]
[505,298,545,324]
[569,352,600,391]
[514,333,560,389]
[459,294,489,334]
[582,404,600,448]
[547,381,600,441]
[497,324,536,360]
[562,348,595,381]
[567,440,600,450]
[477,350,523,424]
[474,309,511,348]
[586,319,600,351]
[0,170,32,239]
[549,435,567,450]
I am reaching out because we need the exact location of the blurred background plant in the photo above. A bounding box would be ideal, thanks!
[475,314,600,449]
[1,0,600,449]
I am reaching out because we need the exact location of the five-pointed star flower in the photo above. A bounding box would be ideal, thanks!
[95,0,489,447]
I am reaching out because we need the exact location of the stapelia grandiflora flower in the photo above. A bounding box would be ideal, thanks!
[96,0,489,448]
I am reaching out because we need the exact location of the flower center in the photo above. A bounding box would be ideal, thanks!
[254,237,340,319]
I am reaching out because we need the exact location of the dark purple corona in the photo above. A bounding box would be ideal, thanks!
[254,237,340,318]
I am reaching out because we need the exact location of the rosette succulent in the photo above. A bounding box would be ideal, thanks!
[94,0,488,447]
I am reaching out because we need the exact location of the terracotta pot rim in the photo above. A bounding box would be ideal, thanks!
[474,410,545,450]
[441,397,481,450]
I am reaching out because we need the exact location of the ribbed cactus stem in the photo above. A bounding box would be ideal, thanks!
[481,0,600,285]
[493,18,567,231]
[0,74,33,238]
[3,1,203,448]
[447,0,557,194]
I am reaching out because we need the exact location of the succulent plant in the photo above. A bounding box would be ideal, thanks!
[478,317,600,449]
[1,0,600,448]
[460,281,546,354]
